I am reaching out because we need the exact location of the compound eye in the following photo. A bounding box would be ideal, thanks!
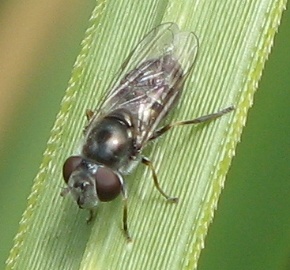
[95,167,122,202]
[62,156,83,183]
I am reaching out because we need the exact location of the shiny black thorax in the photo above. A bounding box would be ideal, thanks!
[82,110,136,170]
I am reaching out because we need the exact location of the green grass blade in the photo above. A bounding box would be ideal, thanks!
[6,0,286,269]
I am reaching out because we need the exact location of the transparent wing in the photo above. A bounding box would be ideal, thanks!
[93,23,199,147]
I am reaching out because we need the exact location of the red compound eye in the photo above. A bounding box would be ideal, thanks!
[94,166,122,202]
[62,156,83,183]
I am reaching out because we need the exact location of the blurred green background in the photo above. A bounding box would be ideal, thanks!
[0,1,289,269]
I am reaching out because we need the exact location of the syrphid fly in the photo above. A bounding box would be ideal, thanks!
[61,23,234,240]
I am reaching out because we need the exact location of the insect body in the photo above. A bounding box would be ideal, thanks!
[61,23,234,240]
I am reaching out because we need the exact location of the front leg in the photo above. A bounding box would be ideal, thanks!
[83,109,95,134]
[86,109,94,121]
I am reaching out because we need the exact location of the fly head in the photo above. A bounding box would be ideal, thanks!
[61,156,123,209]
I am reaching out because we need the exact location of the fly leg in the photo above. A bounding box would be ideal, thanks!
[86,209,96,224]
[149,106,234,141]
[142,157,178,203]
[83,110,94,134]
[86,109,94,121]
[121,184,132,242]
[84,177,131,242]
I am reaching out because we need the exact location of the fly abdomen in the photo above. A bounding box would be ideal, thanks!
[122,55,183,89]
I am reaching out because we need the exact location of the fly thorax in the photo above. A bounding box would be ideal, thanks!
[82,116,133,169]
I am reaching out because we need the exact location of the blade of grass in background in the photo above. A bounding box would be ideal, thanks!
[6,0,286,269]
[199,5,290,269]
[0,1,96,269]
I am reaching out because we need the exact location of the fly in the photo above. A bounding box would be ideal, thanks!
[61,23,234,240]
